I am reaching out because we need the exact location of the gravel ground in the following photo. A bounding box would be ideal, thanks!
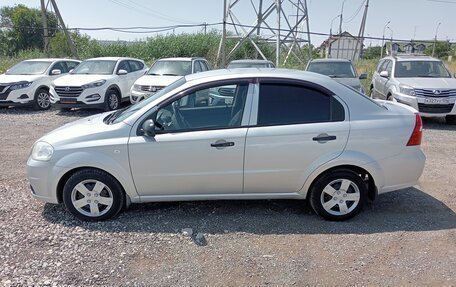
[0,107,455,287]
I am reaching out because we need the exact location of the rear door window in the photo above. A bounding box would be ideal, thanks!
[257,82,344,125]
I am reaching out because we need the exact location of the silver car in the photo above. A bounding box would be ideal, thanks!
[306,59,367,94]
[370,54,456,124]
[27,69,425,221]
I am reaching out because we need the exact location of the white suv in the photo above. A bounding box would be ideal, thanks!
[50,57,147,111]
[130,57,210,104]
[370,55,456,124]
[0,58,80,110]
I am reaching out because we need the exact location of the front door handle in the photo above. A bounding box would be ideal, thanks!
[211,141,235,148]
[312,134,337,142]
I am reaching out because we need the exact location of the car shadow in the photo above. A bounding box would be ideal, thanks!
[42,187,456,235]
[422,117,456,131]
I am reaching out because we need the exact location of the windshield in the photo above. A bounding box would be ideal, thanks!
[307,62,356,78]
[6,61,51,75]
[395,60,451,78]
[148,60,192,76]
[227,62,272,68]
[110,77,187,124]
[72,60,116,75]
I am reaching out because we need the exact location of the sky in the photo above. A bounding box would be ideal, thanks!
[2,0,456,47]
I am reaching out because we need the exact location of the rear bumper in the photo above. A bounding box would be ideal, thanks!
[365,146,426,194]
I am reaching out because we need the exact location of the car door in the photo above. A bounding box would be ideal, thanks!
[243,79,349,194]
[372,60,385,98]
[128,80,253,197]
[116,60,132,98]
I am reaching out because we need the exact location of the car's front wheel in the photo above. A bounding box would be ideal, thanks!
[104,89,121,111]
[62,169,125,221]
[309,169,367,221]
[33,88,51,110]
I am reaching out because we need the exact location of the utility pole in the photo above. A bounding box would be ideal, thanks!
[40,0,49,54]
[336,0,346,58]
[432,22,441,57]
[216,0,227,68]
[353,0,369,61]
[276,0,281,67]
[380,21,390,58]
[255,0,263,59]
[49,0,78,58]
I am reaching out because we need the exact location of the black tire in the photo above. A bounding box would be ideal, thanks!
[104,89,121,111]
[446,115,456,125]
[309,169,367,221]
[33,88,51,110]
[62,169,125,221]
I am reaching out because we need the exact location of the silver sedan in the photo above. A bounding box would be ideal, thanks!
[27,69,425,221]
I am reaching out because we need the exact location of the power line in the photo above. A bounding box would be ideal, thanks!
[343,0,366,23]
[124,0,200,24]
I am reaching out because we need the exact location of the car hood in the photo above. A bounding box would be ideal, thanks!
[332,77,362,89]
[53,74,115,86]
[398,77,456,89]
[0,74,43,83]
[134,75,182,87]
[39,112,130,148]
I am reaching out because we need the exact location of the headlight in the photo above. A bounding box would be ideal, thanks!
[10,81,32,90]
[399,84,416,96]
[82,80,106,89]
[31,142,54,161]
[132,84,142,92]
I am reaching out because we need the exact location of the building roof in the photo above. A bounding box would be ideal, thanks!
[320,31,359,48]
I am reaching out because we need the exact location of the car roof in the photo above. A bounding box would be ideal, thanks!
[157,57,206,62]
[84,57,143,62]
[23,58,80,63]
[382,55,441,62]
[309,58,352,63]
[185,68,329,83]
[228,59,273,64]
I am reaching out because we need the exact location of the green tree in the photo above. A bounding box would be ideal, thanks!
[362,46,381,60]
[425,41,451,59]
[0,5,58,54]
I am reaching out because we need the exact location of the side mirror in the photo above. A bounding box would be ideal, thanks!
[51,69,61,75]
[117,69,128,75]
[69,69,74,74]
[141,119,156,137]
[380,71,389,78]
[359,73,367,80]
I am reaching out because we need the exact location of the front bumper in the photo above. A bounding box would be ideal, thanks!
[393,91,456,117]
[0,87,35,106]
[27,157,70,204]
[50,86,106,108]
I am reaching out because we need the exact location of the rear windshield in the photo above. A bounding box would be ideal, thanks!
[307,62,356,78]
[394,61,450,78]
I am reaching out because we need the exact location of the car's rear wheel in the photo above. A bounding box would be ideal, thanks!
[104,89,120,111]
[62,169,125,221]
[446,115,456,125]
[33,88,51,110]
[309,169,367,221]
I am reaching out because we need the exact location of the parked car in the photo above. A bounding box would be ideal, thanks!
[28,69,425,221]
[50,57,147,111]
[227,59,275,69]
[370,54,456,124]
[130,57,210,104]
[306,59,367,94]
[0,58,80,110]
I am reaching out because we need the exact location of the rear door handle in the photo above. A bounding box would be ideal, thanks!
[211,141,235,148]
[312,134,337,142]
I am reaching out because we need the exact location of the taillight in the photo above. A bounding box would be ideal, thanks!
[407,114,423,146]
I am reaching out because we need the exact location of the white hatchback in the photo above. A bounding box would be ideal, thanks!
[28,69,425,221]
[50,57,147,111]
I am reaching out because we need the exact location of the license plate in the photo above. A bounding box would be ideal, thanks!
[60,99,77,104]
[424,98,449,105]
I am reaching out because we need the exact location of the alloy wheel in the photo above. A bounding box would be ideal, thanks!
[108,93,119,110]
[70,179,114,217]
[37,92,51,109]
[320,179,361,216]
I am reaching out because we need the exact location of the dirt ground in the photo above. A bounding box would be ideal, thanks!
[0,107,455,287]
